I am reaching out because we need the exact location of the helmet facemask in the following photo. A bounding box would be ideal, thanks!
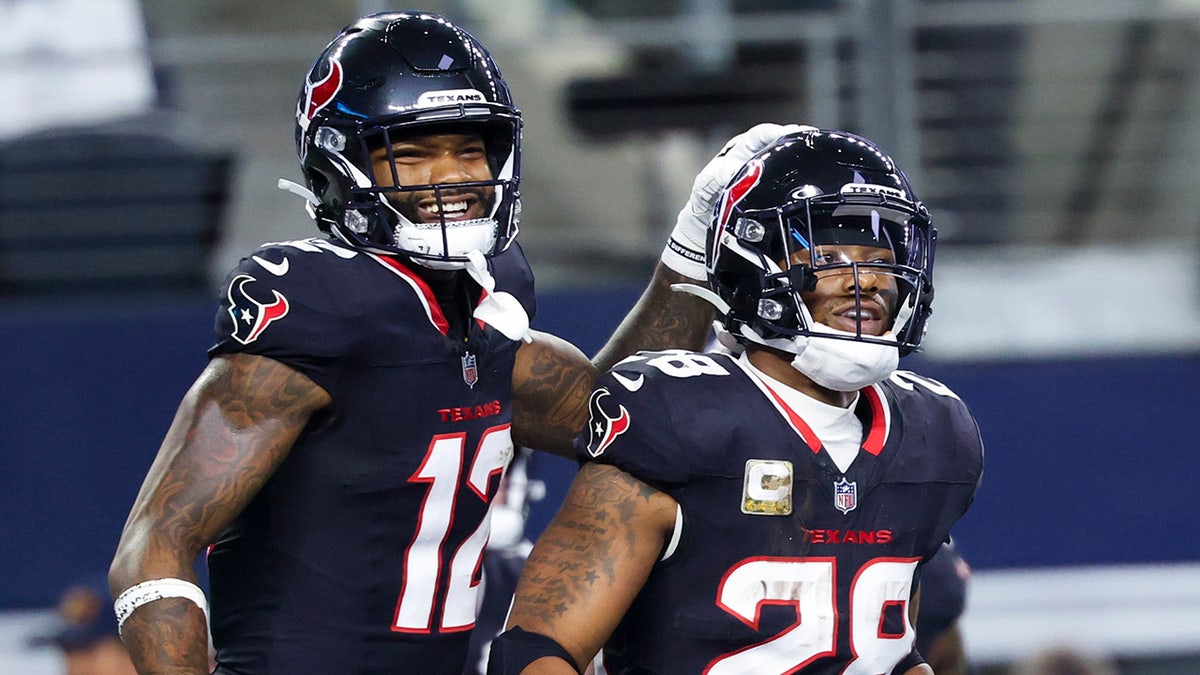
[714,184,934,357]
[313,115,521,269]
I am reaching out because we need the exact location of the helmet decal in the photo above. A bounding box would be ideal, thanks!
[300,58,343,131]
[711,158,764,274]
[840,182,907,200]
[717,158,764,231]
[415,88,487,108]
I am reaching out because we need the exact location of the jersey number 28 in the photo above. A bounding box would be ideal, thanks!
[709,556,919,674]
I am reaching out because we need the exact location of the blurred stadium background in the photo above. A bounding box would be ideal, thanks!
[3,0,1199,672]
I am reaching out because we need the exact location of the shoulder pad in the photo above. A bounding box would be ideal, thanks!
[883,370,984,480]
[211,241,364,358]
[576,351,741,484]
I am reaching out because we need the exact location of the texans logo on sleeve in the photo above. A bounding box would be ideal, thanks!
[585,387,630,458]
[227,274,290,345]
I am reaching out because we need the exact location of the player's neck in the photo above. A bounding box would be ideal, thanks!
[744,345,856,408]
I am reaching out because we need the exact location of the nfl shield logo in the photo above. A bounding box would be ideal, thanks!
[461,352,478,388]
[833,477,858,514]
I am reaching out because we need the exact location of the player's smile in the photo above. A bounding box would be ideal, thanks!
[415,190,487,222]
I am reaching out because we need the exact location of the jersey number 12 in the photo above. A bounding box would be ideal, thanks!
[392,424,512,633]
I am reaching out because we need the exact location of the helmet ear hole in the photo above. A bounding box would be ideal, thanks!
[306,172,330,201]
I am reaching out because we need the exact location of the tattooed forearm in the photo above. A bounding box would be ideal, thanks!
[592,264,714,372]
[508,464,675,638]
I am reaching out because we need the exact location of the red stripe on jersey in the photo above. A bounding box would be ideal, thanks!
[369,254,451,336]
[861,384,889,455]
[759,380,823,453]
[475,289,488,331]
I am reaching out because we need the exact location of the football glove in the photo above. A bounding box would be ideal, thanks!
[662,123,815,279]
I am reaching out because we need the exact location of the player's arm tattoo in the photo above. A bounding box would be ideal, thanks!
[511,331,594,456]
[505,462,676,667]
[111,353,331,673]
[512,265,712,457]
[143,354,326,547]
[118,598,213,674]
[592,263,714,372]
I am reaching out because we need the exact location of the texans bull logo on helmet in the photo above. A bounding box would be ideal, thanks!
[226,274,290,345]
[297,57,344,136]
[708,158,764,276]
[585,387,631,458]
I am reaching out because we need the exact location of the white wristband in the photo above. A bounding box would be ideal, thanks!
[661,226,707,280]
[114,578,210,635]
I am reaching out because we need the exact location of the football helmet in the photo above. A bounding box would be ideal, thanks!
[708,129,935,356]
[293,11,522,267]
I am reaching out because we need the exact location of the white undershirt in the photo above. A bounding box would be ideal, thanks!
[740,354,864,473]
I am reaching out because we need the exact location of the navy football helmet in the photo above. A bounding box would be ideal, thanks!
[708,129,936,356]
[293,11,522,266]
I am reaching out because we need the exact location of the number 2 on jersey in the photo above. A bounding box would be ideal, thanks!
[393,424,512,633]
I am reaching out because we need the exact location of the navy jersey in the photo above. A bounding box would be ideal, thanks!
[205,237,535,674]
[577,350,983,675]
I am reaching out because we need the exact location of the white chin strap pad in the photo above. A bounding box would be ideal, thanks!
[464,250,531,343]
[790,323,899,392]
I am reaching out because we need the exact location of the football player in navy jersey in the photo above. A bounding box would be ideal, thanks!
[108,11,805,675]
[492,129,985,675]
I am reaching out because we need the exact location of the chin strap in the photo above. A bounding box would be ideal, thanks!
[464,250,531,343]
[277,178,326,224]
[277,178,320,205]
[789,323,899,392]
[671,282,730,314]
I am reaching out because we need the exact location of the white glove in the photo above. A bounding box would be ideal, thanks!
[662,123,816,279]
